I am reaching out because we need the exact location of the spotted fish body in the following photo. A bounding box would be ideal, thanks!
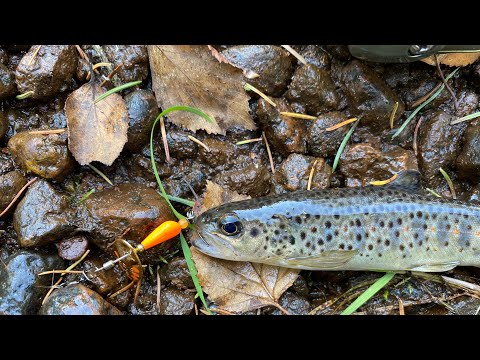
[192,171,480,272]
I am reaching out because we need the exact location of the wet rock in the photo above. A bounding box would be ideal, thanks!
[15,45,77,100]
[56,235,89,261]
[198,138,239,169]
[300,45,330,69]
[0,250,64,315]
[39,284,123,315]
[13,180,75,247]
[75,58,90,82]
[213,162,271,197]
[325,45,351,61]
[271,291,311,315]
[0,112,7,140]
[275,153,331,192]
[103,45,149,82]
[160,287,195,315]
[286,64,339,116]
[291,275,309,298]
[0,171,27,214]
[341,60,404,132]
[257,98,307,156]
[163,164,206,199]
[0,47,7,64]
[307,111,350,157]
[0,153,14,175]
[124,89,158,152]
[0,63,16,100]
[455,120,480,181]
[340,143,418,187]
[161,257,194,289]
[449,296,480,315]
[83,184,176,263]
[455,88,479,118]
[8,131,75,179]
[128,284,160,315]
[417,110,466,188]
[222,45,294,97]
[166,128,198,160]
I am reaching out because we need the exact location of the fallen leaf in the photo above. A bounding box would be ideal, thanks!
[421,53,480,67]
[148,45,256,135]
[65,82,129,165]
[191,247,300,314]
[192,180,300,314]
[200,180,250,213]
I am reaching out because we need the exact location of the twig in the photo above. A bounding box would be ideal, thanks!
[244,83,276,107]
[75,45,88,60]
[236,138,263,145]
[262,131,275,174]
[87,164,113,186]
[397,297,405,315]
[413,116,424,157]
[0,177,38,218]
[27,128,66,135]
[280,112,317,120]
[160,117,171,163]
[208,307,234,315]
[410,83,442,109]
[38,270,84,276]
[281,45,307,65]
[307,160,319,191]
[272,302,290,315]
[108,280,135,299]
[100,64,124,87]
[326,117,358,132]
[28,45,42,66]
[156,265,161,313]
[435,54,458,113]
[92,62,112,71]
[389,102,399,129]
[188,135,210,152]
[370,173,398,186]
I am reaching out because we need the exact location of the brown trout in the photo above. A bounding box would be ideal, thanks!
[192,171,480,272]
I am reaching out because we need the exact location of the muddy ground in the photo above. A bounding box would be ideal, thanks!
[1,45,480,315]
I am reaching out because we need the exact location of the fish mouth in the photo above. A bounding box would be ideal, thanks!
[191,229,222,257]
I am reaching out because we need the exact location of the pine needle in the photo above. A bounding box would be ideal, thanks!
[439,167,456,199]
[426,188,443,198]
[87,164,113,186]
[450,111,480,125]
[280,45,307,65]
[307,160,319,191]
[188,135,210,152]
[326,117,358,132]
[0,177,38,218]
[389,101,399,129]
[244,82,276,107]
[236,138,263,145]
[263,131,275,174]
[370,173,398,186]
[332,120,359,173]
[279,112,317,120]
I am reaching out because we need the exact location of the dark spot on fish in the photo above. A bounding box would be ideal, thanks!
[409,242,413,248]
[279,224,286,230]
[379,221,385,228]
[276,249,282,255]
[339,244,345,249]
[348,245,353,250]
[365,233,369,238]
[466,241,471,247]
[300,249,304,255]
[446,224,451,231]
[263,245,267,250]
[274,230,280,235]
[312,244,316,251]
[263,229,268,234]
[315,214,321,220]
[360,253,363,257]
[467,225,472,230]
[377,239,382,244]
[306,241,311,248]
[444,241,448,246]
[349,220,354,227]
[384,240,390,246]
[250,228,259,237]
[432,214,437,220]
[409,213,414,219]
[388,221,394,229]
[326,234,333,242]
[334,215,340,219]
[305,214,311,220]
[272,214,280,219]
[355,219,361,227]
[414,233,419,239]
[282,245,287,249]
[454,218,459,224]
[425,214,430,220]
[397,218,402,225]
[325,221,332,229]
[403,254,406,258]
[356,234,362,241]
[289,237,295,245]
[266,236,269,241]
[416,211,423,218]
[295,216,302,224]
[318,238,324,246]
[334,230,339,236]
[419,241,423,246]
[378,191,384,197]
[279,239,283,244]
[386,190,393,196]
[378,253,382,257]
[394,230,400,238]
[368,244,373,250]
[400,244,405,251]
[423,224,428,230]
[443,215,448,221]
[426,246,430,251]
[300,232,306,240]
[311,227,318,233]
[464,214,469,219]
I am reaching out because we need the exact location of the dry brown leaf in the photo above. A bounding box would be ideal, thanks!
[192,180,299,314]
[201,180,250,213]
[422,53,480,67]
[148,45,256,135]
[191,247,299,314]
[65,82,128,165]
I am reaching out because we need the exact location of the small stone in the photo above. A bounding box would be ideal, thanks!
[8,131,75,180]
[166,128,198,160]
[124,89,158,152]
[213,162,271,197]
[271,291,311,315]
[456,120,480,181]
[56,235,89,261]
[0,63,16,100]
[39,284,123,315]
[307,111,351,157]
[0,171,27,214]
[160,287,195,315]
[0,250,64,315]
[341,60,404,132]
[286,64,339,116]
[15,45,77,100]
[103,45,149,82]
[0,111,7,140]
[75,58,91,83]
[161,257,194,289]
[222,45,294,97]
[299,45,330,69]
[198,138,238,169]
[13,180,75,247]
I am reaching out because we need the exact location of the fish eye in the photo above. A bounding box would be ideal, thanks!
[218,214,242,236]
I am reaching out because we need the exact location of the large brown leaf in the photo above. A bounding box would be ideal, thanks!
[191,180,299,314]
[422,52,480,67]
[191,248,300,314]
[148,45,256,135]
[65,82,129,166]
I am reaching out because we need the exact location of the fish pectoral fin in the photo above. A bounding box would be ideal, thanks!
[408,261,460,273]
[286,250,357,270]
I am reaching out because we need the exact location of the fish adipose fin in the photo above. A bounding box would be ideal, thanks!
[385,170,423,193]
[409,261,460,272]
[286,250,357,269]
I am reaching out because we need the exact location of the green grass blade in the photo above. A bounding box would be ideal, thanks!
[79,189,95,203]
[392,68,460,139]
[439,167,456,199]
[341,272,396,315]
[94,80,142,103]
[332,120,359,173]
[451,111,480,125]
[166,194,195,207]
[16,91,34,100]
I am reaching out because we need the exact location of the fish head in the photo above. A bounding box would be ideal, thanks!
[192,205,266,262]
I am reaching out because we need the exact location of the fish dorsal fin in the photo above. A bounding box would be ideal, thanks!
[285,250,357,270]
[385,170,422,193]
[409,261,459,273]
